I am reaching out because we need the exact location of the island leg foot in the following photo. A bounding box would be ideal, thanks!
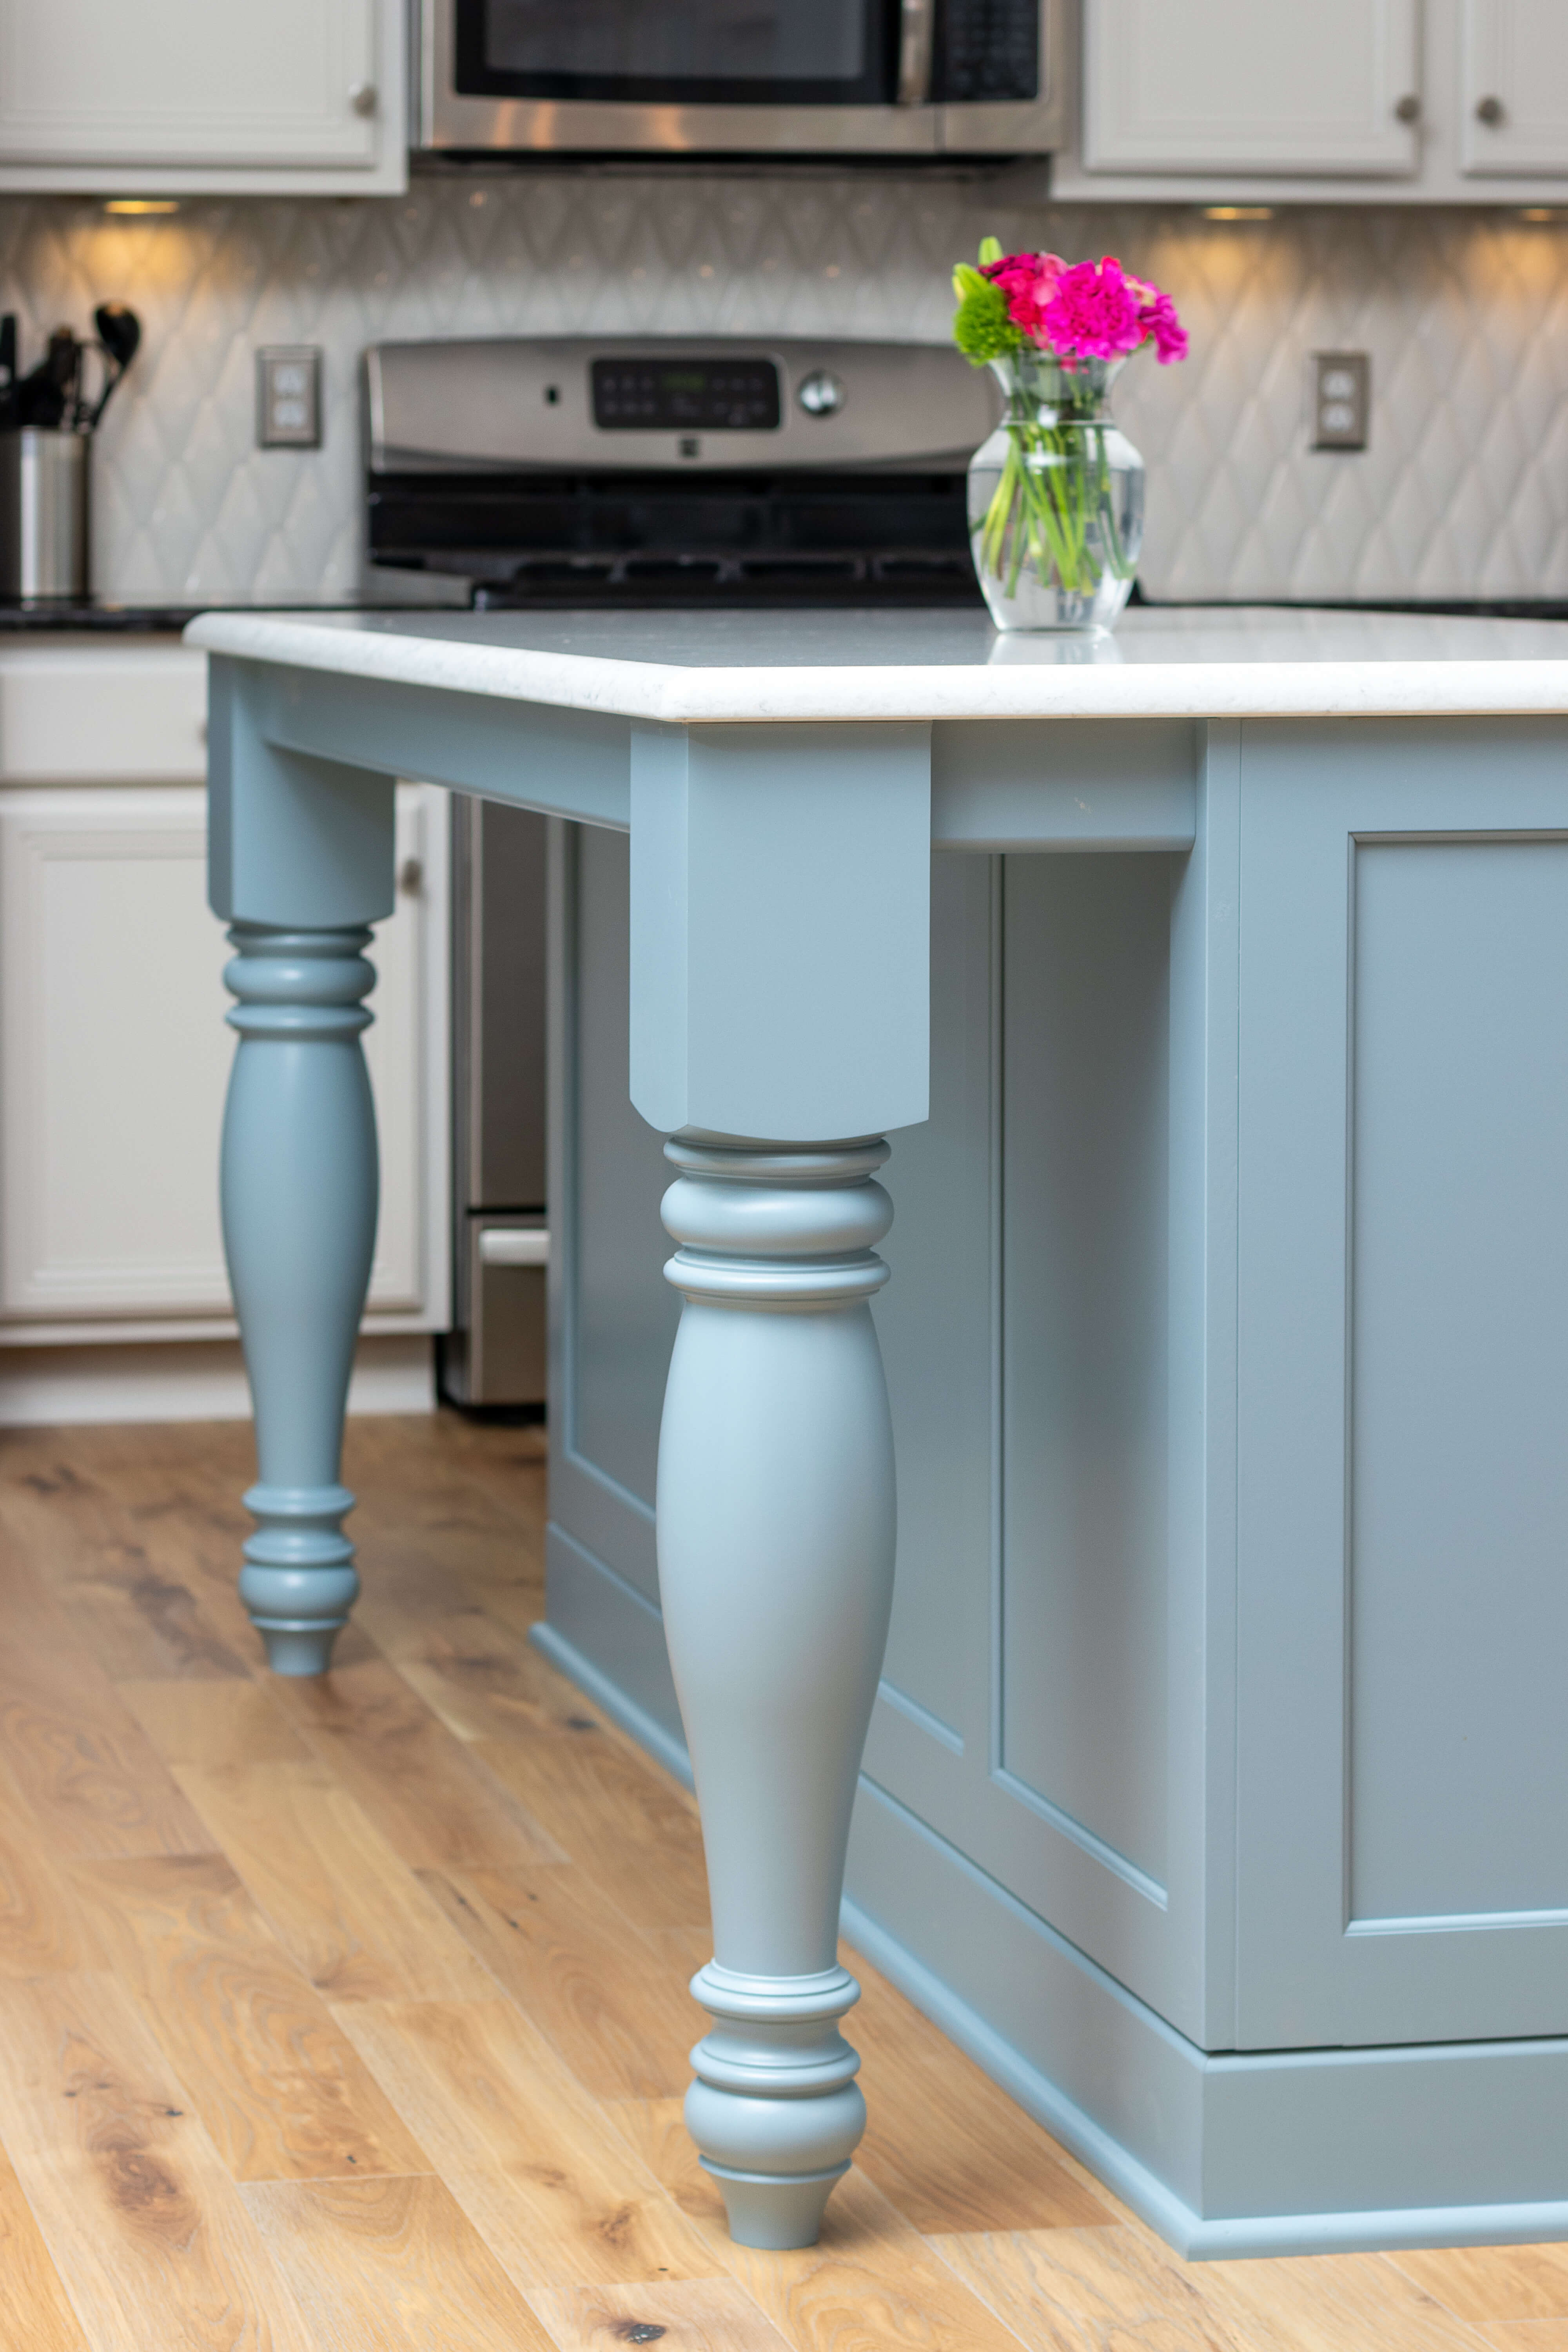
[220,922,380,1676]
[656,1136,898,2249]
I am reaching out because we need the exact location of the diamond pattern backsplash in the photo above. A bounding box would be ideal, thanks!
[2,175,1567,604]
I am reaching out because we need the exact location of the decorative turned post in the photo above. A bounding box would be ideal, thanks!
[220,922,380,1676]
[657,1136,898,2250]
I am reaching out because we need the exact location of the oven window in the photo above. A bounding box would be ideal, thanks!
[455,0,898,105]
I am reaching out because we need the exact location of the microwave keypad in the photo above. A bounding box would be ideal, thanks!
[937,0,1038,102]
[592,358,782,432]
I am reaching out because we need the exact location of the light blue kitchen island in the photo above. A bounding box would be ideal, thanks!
[188,601,1568,2259]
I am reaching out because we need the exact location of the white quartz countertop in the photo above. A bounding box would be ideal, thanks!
[185,604,1568,724]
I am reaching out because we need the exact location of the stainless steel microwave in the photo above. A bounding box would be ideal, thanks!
[415,0,1063,160]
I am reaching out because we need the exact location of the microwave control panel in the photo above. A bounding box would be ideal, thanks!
[937,0,1040,102]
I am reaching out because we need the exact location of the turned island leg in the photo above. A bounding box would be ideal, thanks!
[205,655,396,1675]
[657,1136,898,2249]
[220,923,381,1675]
[627,715,932,2246]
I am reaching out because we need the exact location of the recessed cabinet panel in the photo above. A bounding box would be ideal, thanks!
[1083,0,1421,175]
[1461,0,1568,174]
[0,785,436,1327]
[1236,720,1568,2049]
[0,0,376,169]
[1349,840,1568,1922]
[1000,854,1172,1892]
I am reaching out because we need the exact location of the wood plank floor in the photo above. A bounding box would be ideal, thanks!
[0,1408,1558,2350]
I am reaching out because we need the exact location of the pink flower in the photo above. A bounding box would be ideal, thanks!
[1038,257,1146,362]
[982,249,1066,341]
[970,245,1188,367]
[1142,291,1188,364]
[1125,271,1189,363]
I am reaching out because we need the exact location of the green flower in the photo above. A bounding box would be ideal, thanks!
[951,270,1020,365]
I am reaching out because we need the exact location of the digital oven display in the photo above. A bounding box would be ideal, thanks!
[591,357,781,432]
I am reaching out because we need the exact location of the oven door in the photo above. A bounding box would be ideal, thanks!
[419,0,943,154]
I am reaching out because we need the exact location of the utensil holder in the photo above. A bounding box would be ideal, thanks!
[0,428,88,601]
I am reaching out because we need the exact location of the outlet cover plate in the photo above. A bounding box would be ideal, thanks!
[257,346,322,449]
[1311,350,1370,452]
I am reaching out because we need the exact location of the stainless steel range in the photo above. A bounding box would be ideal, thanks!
[363,333,996,1405]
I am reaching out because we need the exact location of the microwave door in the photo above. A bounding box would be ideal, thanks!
[452,0,903,108]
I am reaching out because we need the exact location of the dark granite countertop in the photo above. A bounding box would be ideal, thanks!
[0,595,465,633]
[0,600,203,632]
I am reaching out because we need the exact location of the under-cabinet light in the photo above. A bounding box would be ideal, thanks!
[1202,205,1274,221]
[103,199,180,216]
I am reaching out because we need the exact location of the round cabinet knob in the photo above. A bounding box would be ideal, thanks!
[1393,92,1421,124]
[349,81,378,117]
[1475,93,1506,126]
[797,369,846,418]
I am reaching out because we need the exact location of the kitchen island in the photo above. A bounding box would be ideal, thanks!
[187,602,1568,2261]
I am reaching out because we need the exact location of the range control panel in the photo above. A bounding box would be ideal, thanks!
[367,336,998,476]
[591,355,781,433]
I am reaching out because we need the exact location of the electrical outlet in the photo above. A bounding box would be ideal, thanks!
[1311,351,1370,452]
[257,346,322,449]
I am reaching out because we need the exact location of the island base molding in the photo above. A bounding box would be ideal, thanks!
[537,1542,1568,2263]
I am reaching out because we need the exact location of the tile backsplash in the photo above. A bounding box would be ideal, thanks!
[3,173,1567,605]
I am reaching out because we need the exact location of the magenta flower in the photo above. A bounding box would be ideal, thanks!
[983,249,1066,341]
[1125,272,1189,363]
[963,245,1188,369]
[1038,257,1147,362]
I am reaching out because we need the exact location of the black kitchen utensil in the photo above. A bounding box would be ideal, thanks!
[94,303,140,373]
[83,303,141,431]
[7,327,80,430]
[0,309,141,437]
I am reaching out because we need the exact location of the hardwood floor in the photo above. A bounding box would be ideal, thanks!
[0,1408,1558,2350]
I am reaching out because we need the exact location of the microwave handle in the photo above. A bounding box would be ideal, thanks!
[897,0,935,103]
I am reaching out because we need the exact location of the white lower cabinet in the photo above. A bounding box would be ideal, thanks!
[0,780,450,1340]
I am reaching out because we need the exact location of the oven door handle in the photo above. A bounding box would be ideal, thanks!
[897,0,935,104]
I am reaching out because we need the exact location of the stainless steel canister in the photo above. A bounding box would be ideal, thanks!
[0,428,88,599]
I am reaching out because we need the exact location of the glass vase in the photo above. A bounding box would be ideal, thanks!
[968,353,1145,633]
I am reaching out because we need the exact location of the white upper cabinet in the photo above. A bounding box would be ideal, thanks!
[0,0,405,194]
[1460,0,1568,174]
[1083,0,1422,175]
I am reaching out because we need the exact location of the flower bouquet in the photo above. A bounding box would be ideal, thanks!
[953,238,1188,632]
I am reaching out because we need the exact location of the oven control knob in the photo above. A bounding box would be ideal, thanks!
[797,369,846,417]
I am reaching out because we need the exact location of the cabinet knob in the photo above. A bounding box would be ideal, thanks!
[1393,93,1421,125]
[349,81,378,117]
[1475,93,1506,127]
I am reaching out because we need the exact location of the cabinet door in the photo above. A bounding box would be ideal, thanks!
[0,0,378,170]
[1084,0,1421,175]
[1461,0,1568,174]
[1234,719,1568,2049]
[0,784,443,1330]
